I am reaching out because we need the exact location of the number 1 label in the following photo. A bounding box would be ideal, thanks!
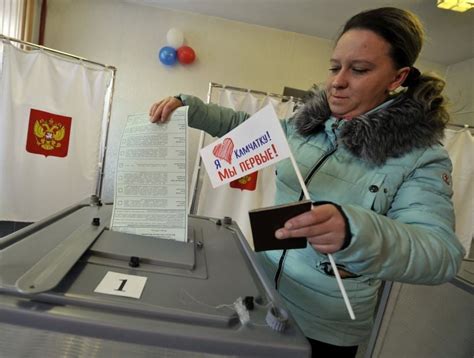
[94,271,147,299]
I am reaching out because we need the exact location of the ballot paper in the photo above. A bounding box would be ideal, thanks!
[110,107,188,241]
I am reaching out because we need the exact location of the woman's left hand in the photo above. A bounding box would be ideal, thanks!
[275,204,347,254]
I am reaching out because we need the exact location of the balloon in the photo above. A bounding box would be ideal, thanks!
[177,46,196,65]
[166,28,184,48]
[159,46,177,66]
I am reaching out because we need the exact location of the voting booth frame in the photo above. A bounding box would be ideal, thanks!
[0,34,116,205]
[0,40,310,356]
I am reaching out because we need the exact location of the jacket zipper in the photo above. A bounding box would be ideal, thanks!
[297,120,341,200]
[275,119,341,290]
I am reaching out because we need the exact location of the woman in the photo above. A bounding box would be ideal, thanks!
[149,7,464,357]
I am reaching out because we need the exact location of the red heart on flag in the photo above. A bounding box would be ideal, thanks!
[212,138,234,164]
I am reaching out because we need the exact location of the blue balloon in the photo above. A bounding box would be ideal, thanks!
[159,46,177,66]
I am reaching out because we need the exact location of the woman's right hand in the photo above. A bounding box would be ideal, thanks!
[149,96,183,123]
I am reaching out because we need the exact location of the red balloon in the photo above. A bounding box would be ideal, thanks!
[177,46,196,65]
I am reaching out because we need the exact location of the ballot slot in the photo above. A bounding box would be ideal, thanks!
[89,229,196,270]
[85,227,209,280]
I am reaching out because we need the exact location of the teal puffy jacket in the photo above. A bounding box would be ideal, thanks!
[180,92,465,346]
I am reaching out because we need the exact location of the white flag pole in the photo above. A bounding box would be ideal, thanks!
[287,151,356,320]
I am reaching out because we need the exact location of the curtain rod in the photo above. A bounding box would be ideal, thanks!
[0,34,117,198]
[212,82,472,130]
[447,122,474,129]
[0,34,116,71]
[210,82,303,102]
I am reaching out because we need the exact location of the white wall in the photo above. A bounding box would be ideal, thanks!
[445,58,474,127]
[44,0,448,202]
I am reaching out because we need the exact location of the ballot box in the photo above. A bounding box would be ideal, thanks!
[0,196,310,357]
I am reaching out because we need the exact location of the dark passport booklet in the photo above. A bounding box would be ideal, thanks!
[249,200,312,252]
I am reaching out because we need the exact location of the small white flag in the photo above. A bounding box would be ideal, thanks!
[200,105,291,188]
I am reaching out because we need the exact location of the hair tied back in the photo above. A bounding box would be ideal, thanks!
[402,67,421,87]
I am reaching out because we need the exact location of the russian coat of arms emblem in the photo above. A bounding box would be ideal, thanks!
[26,109,72,157]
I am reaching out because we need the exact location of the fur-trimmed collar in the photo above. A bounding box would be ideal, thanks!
[293,90,445,165]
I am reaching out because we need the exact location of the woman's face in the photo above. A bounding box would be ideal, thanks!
[325,29,409,118]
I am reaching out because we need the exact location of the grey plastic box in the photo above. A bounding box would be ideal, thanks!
[0,197,310,357]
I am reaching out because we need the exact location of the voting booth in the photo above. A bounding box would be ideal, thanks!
[0,196,311,357]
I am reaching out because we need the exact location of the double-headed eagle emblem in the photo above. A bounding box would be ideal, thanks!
[33,118,65,150]
[236,175,253,185]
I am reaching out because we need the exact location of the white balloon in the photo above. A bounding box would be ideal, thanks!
[166,28,184,48]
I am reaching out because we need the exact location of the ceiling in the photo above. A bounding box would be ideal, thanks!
[130,0,474,65]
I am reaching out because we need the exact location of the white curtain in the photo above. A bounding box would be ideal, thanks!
[194,87,296,245]
[443,128,474,256]
[0,41,113,222]
[0,0,24,39]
